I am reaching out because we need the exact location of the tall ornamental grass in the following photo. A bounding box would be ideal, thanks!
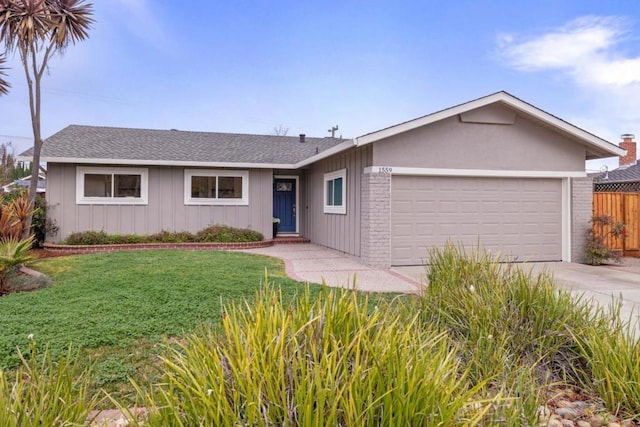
[0,339,100,426]
[422,243,604,382]
[574,308,640,417]
[135,285,500,426]
[420,243,613,422]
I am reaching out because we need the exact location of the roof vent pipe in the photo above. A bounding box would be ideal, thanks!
[299,134,306,143]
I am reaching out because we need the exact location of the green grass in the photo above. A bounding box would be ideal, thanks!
[0,250,310,403]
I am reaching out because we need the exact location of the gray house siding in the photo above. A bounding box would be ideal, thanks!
[301,146,372,257]
[47,163,273,242]
[373,108,586,172]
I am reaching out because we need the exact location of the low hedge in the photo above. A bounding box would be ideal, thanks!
[63,225,264,245]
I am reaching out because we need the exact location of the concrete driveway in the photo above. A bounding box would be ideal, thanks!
[394,260,640,326]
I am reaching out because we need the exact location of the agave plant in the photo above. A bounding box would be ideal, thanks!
[0,236,34,294]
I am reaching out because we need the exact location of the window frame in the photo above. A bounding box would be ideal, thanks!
[184,169,249,206]
[323,168,347,214]
[76,166,148,205]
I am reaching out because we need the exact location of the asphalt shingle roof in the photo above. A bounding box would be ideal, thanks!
[22,125,348,165]
[594,162,640,183]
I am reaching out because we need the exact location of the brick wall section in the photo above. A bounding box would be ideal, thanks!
[360,172,391,268]
[571,177,593,263]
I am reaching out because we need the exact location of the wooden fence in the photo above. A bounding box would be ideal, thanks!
[592,192,639,256]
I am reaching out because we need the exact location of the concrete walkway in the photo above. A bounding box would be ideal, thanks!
[241,243,423,294]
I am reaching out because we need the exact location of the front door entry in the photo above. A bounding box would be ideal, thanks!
[273,178,296,233]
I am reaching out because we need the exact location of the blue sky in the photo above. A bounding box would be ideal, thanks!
[1,0,639,172]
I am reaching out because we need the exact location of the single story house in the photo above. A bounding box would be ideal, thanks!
[593,134,640,192]
[19,91,624,267]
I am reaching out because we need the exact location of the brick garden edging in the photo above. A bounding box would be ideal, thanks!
[42,236,311,255]
[42,240,273,254]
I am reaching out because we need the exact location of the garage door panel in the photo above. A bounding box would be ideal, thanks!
[391,176,562,265]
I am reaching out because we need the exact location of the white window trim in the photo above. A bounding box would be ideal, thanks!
[76,166,148,205]
[323,168,347,214]
[184,169,249,206]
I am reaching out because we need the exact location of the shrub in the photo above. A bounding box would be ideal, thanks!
[134,285,499,425]
[64,225,263,245]
[65,230,110,245]
[194,224,263,242]
[585,215,625,265]
[0,338,100,426]
[148,230,196,243]
[30,196,58,247]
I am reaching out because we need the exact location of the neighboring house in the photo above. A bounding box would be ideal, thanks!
[1,170,46,194]
[593,134,640,192]
[18,91,623,267]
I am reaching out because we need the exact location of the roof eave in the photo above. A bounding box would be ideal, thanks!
[18,156,301,170]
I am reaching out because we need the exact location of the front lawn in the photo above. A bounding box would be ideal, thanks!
[0,250,311,402]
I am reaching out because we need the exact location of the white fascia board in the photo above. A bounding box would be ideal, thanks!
[364,166,587,178]
[294,139,357,168]
[23,156,297,170]
[354,92,624,158]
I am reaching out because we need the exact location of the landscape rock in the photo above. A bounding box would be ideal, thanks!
[561,420,576,427]
[556,407,579,420]
[548,419,564,427]
[576,421,592,427]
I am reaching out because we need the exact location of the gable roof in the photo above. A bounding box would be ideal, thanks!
[18,91,623,168]
[19,125,350,168]
[353,91,624,160]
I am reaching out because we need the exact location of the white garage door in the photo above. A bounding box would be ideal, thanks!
[391,176,562,266]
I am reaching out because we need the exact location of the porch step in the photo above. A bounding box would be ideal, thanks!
[272,236,310,245]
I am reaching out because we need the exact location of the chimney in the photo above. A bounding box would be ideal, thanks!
[619,134,637,167]
[299,134,306,143]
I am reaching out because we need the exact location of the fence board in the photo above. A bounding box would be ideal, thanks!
[593,192,638,255]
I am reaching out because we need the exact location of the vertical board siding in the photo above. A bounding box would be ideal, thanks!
[592,192,637,254]
[302,146,372,257]
[46,164,273,242]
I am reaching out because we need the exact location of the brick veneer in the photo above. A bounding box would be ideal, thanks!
[360,172,391,268]
[571,177,593,263]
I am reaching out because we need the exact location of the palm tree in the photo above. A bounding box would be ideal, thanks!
[0,53,9,95]
[0,0,93,234]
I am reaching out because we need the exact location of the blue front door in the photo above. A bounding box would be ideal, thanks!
[273,178,296,233]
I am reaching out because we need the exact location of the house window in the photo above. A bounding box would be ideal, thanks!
[76,167,148,205]
[184,169,249,205]
[324,169,346,214]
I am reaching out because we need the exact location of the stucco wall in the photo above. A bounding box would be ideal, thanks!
[46,163,273,242]
[301,145,373,256]
[372,106,586,172]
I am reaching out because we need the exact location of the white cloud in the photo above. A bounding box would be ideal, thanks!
[497,16,640,171]
[498,16,640,87]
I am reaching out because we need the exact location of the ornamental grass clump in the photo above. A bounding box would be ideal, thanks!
[573,307,640,418]
[0,337,100,426]
[420,244,608,421]
[135,285,500,426]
